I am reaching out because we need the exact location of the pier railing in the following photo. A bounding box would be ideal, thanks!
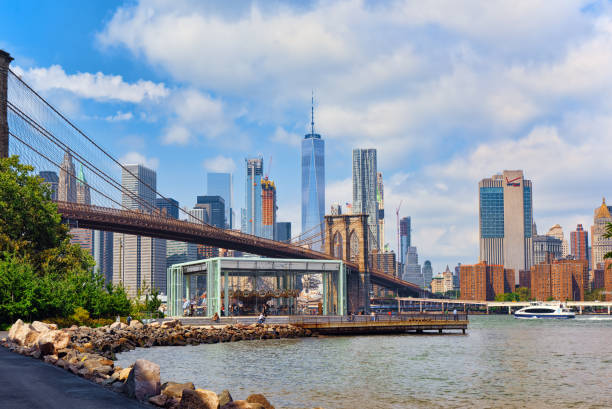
[174,312,468,326]
[290,313,468,325]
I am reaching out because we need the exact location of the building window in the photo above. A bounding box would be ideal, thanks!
[480,187,504,238]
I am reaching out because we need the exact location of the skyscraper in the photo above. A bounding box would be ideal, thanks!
[591,198,612,269]
[422,260,433,288]
[261,177,277,240]
[546,224,569,258]
[399,217,411,265]
[403,246,423,287]
[196,196,225,228]
[352,148,379,250]
[376,172,385,250]
[39,171,58,200]
[58,150,76,203]
[276,222,291,242]
[155,198,179,219]
[571,224,589,262]
[207,172,233,229]
[301,98,325,251]
[70,164,93,257]
[113,164,166,297]
[244,157,263,236]
[533,235,562,264]
[479,170,533,282]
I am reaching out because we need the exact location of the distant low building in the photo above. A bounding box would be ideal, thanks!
[533,235,562,265]
[431,267,455,294]
[459,261,514,301]
[431,276,445,294]
[531,259,589,301]
[519,270,531,289]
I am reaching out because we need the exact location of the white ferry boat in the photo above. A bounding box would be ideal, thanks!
[514,303,575,319]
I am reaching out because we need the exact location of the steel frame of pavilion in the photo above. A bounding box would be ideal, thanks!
[167,257,347,317]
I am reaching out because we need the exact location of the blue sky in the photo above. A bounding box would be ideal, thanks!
[3,0,612,274]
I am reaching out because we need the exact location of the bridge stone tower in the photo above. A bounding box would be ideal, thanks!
[324,214,370,313]
[0,50,13,158]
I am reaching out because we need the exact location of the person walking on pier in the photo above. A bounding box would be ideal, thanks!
[453,309,458,321]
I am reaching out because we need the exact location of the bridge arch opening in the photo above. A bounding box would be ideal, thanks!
[333,232,343,259]
[349,230,359,263]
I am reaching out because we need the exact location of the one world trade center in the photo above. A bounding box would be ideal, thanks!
[301,96,325,251]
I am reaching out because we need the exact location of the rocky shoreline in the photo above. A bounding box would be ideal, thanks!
[1,319,320,409]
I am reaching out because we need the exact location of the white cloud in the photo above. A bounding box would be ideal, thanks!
[105,111,133,121]
[202,155,236,173]
[270,127,300,147]
[13,64,169,103]
[119,151,159,170]
[162,125,191,145]
[94,1,612,271]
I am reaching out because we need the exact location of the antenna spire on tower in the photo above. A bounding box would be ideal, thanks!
[311,90,315,135]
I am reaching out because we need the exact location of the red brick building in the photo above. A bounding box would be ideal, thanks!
[460,262,514,301]
[519,269,531,289]
[532,260,588,301]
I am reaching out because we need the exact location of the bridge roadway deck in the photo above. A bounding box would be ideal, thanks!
[56,201,421,293]
[170,314,468,335]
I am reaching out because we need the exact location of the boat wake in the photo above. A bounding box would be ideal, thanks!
[575,316,612,321]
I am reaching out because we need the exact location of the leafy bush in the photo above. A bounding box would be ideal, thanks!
[71,307,90,326]
[0,156,135,326]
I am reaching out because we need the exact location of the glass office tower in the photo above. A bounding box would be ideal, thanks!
[352,148,379,250]
[207,172,233,229]
[301,106,325,251]
[244,157,263,237]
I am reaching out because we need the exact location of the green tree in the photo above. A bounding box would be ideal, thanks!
[604,222,612,260]
[0,252,37,323]
[515,287,531,301]
[0,156,69,269]
[0,156,133,325]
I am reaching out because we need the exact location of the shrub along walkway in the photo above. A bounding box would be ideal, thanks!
[0,346,147,409]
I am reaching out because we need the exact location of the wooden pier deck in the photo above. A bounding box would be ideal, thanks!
[174,313,468,335]
[290,313,468,335]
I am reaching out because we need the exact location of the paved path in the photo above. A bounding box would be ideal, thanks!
[0,347,148,409]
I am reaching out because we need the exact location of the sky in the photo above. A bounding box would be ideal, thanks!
[2,0,612,274]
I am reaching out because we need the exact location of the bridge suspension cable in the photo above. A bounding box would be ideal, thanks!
[7,69,208,225]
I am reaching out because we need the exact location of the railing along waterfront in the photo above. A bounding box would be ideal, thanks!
[174,313,468,327]
[291,313,468,326]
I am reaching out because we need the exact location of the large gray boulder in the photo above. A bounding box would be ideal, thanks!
[31,321,56,333]
[246,394,274,409]
[125,359,161,401]
[110,321,128,330]
[37,330,70,356]
[179,389,219,409]
[129,320,144,330]
[8,320,41,347]
[161,381,195,399]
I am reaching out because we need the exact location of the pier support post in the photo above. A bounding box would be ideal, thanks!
[608,306,610,315]
[0,50,13,158]
[486,305,489,315]
[579,306,583,315]
[420,301,422,312]
[508,306,511,315]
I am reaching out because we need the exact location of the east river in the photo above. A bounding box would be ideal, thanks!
[116,315,612,408]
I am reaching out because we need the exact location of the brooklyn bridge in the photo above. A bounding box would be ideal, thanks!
[0,49,426,313]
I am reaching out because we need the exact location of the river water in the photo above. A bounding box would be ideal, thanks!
[116,315,612,408]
